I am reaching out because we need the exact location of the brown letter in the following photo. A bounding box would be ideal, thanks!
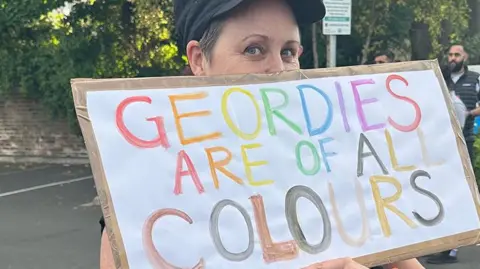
[143,209,204,269]
[250,195,298,263]
[329,179,370,247]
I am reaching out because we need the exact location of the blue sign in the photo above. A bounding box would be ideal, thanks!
[474,117,480,134]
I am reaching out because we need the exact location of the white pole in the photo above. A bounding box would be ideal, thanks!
[327,35,337,67]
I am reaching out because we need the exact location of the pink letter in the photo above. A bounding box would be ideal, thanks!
[351,79,386,132]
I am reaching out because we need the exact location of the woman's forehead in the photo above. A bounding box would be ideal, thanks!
[222,0,299,39]
[230,0,296,22]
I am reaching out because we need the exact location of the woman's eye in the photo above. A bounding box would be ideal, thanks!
[281,49,295,57]
[244,46,262,55]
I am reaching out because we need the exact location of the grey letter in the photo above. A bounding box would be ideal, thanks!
[209,199,254,261]
[357,133,388,177]
[285,185,332,254]
[410,170,445,226]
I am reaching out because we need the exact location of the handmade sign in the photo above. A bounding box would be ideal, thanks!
[72,60,480,269]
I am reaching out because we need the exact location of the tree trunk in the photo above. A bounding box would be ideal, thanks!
[468,0,480,35]
[410,22,432,60]
[437,20,452,60]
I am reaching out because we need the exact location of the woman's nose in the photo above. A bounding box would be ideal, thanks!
[263,54,285,74]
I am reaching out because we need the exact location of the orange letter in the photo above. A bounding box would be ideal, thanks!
[143,208,204,269]
[205,147,243,189]
[116,96,170,148]
[241,144,274,186]
[174,150,205,195]
[250,195,298,263]
[370,175,417,237]
[169,92,222,145]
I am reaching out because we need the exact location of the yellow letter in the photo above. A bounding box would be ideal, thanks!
[417,128,444,167]
[370,175,417,237]
[222,88,262,140]
[241,143,274,186]
[385,129,416,172]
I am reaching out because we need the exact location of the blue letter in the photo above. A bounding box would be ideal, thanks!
[319,137,337,173]
[297,84,333,136]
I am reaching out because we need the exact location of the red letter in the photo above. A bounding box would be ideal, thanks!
[115,96,170,148]
[386,75,422,132]
[143,209,204,269]
[174,150,204,195]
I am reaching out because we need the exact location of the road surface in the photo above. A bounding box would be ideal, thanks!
[0,163,478,268]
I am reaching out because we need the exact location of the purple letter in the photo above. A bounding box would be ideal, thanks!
[351,79,385,132]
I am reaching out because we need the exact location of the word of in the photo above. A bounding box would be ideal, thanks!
[142,170,444,268]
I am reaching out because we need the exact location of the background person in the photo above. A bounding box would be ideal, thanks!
[441,44,480,167]
[426,45,474,265]
[373,50,395,64]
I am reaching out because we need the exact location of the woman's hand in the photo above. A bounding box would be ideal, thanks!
[304,258,424,269]
[304,258,368,269]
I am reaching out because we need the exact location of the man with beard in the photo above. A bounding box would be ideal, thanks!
[426,44,479,265]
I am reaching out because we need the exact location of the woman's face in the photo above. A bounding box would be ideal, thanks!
[186,0,302,76]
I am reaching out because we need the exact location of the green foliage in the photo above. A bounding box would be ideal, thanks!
[473,137,480,185]
[331,0,471,64]
[464,34,480,65]
[407,0,470,57]
[0,0,476,134]
[0,0,183,133]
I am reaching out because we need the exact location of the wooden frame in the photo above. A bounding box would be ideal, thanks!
[71,60,480,268]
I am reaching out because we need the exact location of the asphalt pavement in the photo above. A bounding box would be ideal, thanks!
[0,163,100,269]
[0,163,478,269]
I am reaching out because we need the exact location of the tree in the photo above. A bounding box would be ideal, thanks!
[0,0,474,133]
[0,0,183,132]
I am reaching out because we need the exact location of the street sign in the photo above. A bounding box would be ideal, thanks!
[322,0,352,35]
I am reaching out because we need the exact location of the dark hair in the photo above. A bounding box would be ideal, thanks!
[179,18,226,76]
[375,50,395,61]
[199,19,224,61]
[181,66,194,76]
[446,43,467,54]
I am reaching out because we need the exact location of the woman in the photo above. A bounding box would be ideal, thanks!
[100,0,425,268]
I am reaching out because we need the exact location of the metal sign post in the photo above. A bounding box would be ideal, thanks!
[322,0,352,68]
[327,36,337,68]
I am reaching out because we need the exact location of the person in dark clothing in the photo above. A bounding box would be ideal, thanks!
[426,44,480,265]
[442,45,480,167]
[99,216,105,234]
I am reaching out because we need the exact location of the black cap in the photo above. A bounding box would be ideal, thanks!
[174,0,326,53]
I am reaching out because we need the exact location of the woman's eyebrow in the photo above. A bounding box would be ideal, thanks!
[284,40,300,46]
[241,34,269,42]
